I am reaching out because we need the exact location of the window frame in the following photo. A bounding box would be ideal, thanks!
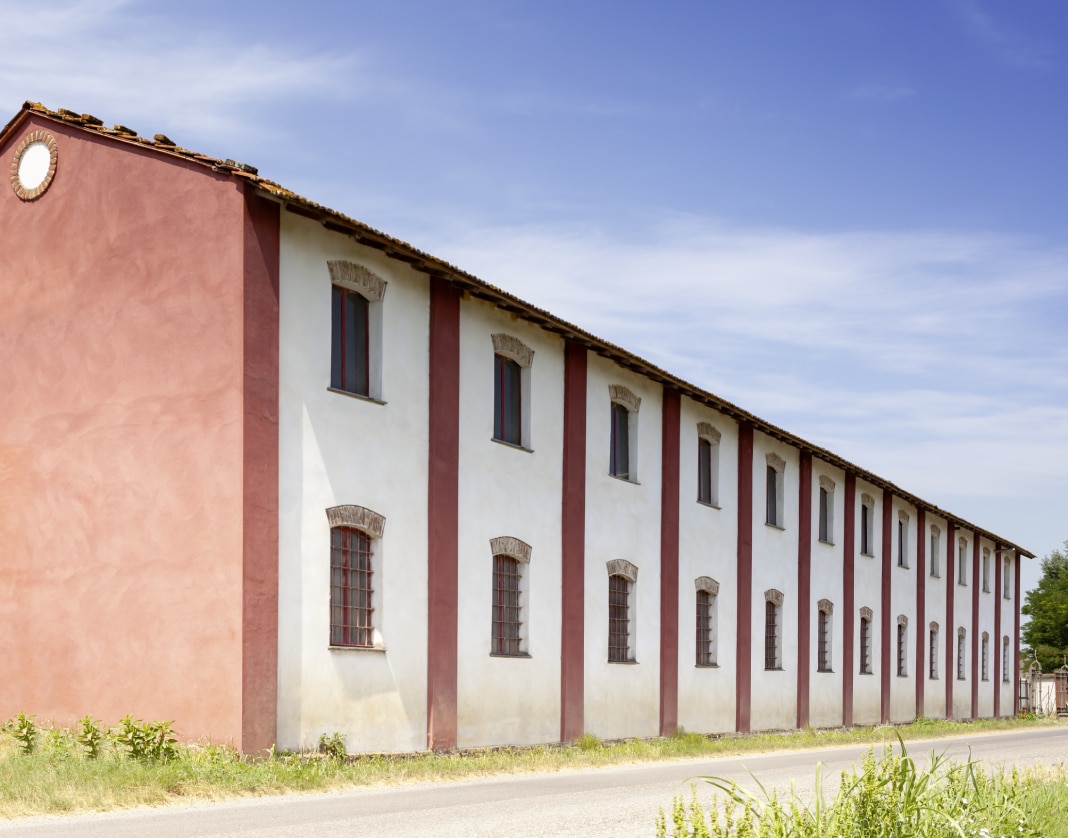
[607,560,638,662]
[929,623,939,680]
[816,599,833,673]
[327,261,386,402]
[930,526,941,578]
[860,495,875,556]
[490,334,534,450]
[696,424,721,507]
[608,386,640,482]
[897,511,909,569]
[859,608,873,675]
[896,616,908,677]
[695,577,719,667]
[764,589,783,670]
[957,628,967,680]
[765,454,785,529]
[981,632,989,681]
[331,284,370,397]
[1002,636,1010,682]
[958,538,969,586]
[981,548,990,593]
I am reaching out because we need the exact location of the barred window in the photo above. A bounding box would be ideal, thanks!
[817,607,832,672]
[859,613,873,674]
[330,527,374,647]
[957,629,967,680]
[981,633,989,681]
[764,596,782,670]
[1002,637,1010,682]
[897,618,908,677]
[608,574,632,662]
[929,625,939,680]
[491,555,522,656]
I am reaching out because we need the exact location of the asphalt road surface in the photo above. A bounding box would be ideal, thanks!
[2,727,1065,837]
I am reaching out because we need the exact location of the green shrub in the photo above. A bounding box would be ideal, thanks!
[575,733,604,751]
[77,716,104,760]
[9,713,38,755]
[318,732,347,760]
[113,716,178,763]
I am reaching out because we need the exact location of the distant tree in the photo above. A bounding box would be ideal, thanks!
[1022,541,1068,672]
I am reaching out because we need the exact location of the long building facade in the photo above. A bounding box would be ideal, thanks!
[1,102,1032,753]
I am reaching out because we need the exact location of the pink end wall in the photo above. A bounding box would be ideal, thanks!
[0,114,278,750]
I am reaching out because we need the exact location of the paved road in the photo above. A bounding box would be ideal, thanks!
[2,728,1066,837]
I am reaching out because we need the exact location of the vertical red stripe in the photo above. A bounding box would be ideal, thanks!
[659,388,681,735]
[915,508,926,719]
[735,422,754,733]
[880,489,892,724]
[993,544,1002,717]
[796,452,812,729]
[971,535,980,719]
[945,521,956,719]
[560,340,587,741]
[1013,555,1021,717]
[240,190,279,754]
[427,276,460,750]
[842,473,856,727]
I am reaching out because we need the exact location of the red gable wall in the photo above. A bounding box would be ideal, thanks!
[0,113,278,751]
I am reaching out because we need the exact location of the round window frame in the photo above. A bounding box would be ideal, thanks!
[11,130,59,201]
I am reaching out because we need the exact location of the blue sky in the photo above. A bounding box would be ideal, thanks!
[3,1,1066,597]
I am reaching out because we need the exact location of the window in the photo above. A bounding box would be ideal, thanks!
[897,511,910,569]
[1003,557,1012,598]
[897,616,908,677]
[859,608,873,674]
[860,494,874,556]
[695,577,719,666]
[696,423,721,506]
[328,261,385,400]
[958,537,968,585]
[607,560,637,662]
[766,454,785,528]
[982,548,990,593]
[1002,636,1010,682]
[489,537,532,656]
[930,526,941,577]
[327,505,386,648]
[981,632,989,681]
[491,334,533,449]
[957,628,967,680]
[818,477,835,544]
[929,623,939,679]
[608,385,640,481]
[764,589,783,669]
[331,285,369,396]
[817,599,833,672]
[492,555,522,655]
[493,355,522,446]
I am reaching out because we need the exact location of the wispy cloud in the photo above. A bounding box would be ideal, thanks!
[845,84,915,102]
[0,0,356,144]
[945,0,1055,68]
[419,215,1068,531]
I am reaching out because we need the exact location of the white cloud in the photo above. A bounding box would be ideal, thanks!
[0,0,356,143]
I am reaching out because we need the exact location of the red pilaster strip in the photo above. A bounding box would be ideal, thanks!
[842,473,856,727]
[427,276,461,750]
[915,508,926,720]
[240,190,280,754]
[560,340,587,742]
[993,544,1002,717]
[945,521,956,719]
[796,451,812,730]
[659,387,681,736]
[1013,554,1021,716]
[735,421,754,733]
[880,488,892,724]
[971,535,981,719]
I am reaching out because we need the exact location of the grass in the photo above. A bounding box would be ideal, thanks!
[658,734,1068,837]
[0,715,1063,820]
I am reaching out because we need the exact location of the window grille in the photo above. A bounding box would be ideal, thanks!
[608,575,630,661]
[492,555,522,655]
[764,600,780,669]
[330,527,374,647]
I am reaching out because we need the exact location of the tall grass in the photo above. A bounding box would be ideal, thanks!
[656,734,1068,837]
[0,714,1063,820]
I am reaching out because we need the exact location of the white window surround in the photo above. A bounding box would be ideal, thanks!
[696,422,722,508]
[608,385,640,483]
[765,453,785,529]
[896,614,909,677]
[817,598,834,672]
[818,475,835,545]
[695,576,720,667]
[607,559,638,662]
[327,260,386,402]
[326,504,387,650]
[764,588,784,670]
[490,536,532,657]
[897,509,910,569]
[859,606,874,674]
[958,536,969,586]
[491,333,534,450]
[860,493,875,556]
[930,525,941,578]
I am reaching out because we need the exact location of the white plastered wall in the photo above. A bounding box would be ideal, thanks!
[998,552,1016,716]
[582,355,662,740]
[676,397,738,734]
[277,214,430,753]
[749,432,799,731]
[809,461,846,729]
[852,479,883,725]
[889,498,918,723]
[923,514,948,719]
[455,299,564,747]
[976,536,996,718]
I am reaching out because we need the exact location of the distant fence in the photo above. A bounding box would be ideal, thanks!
[1018,664,1068,717]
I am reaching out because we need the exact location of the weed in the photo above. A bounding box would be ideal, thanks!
[113,716,178,764]
[77,716,104,760]
[9,713,37,756]
[575,733,604,751]
[318,732,347,760]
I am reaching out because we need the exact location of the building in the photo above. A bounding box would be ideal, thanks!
[0,102,1032,754]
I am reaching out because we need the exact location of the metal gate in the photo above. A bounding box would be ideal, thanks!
[1056,665,1068,716]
